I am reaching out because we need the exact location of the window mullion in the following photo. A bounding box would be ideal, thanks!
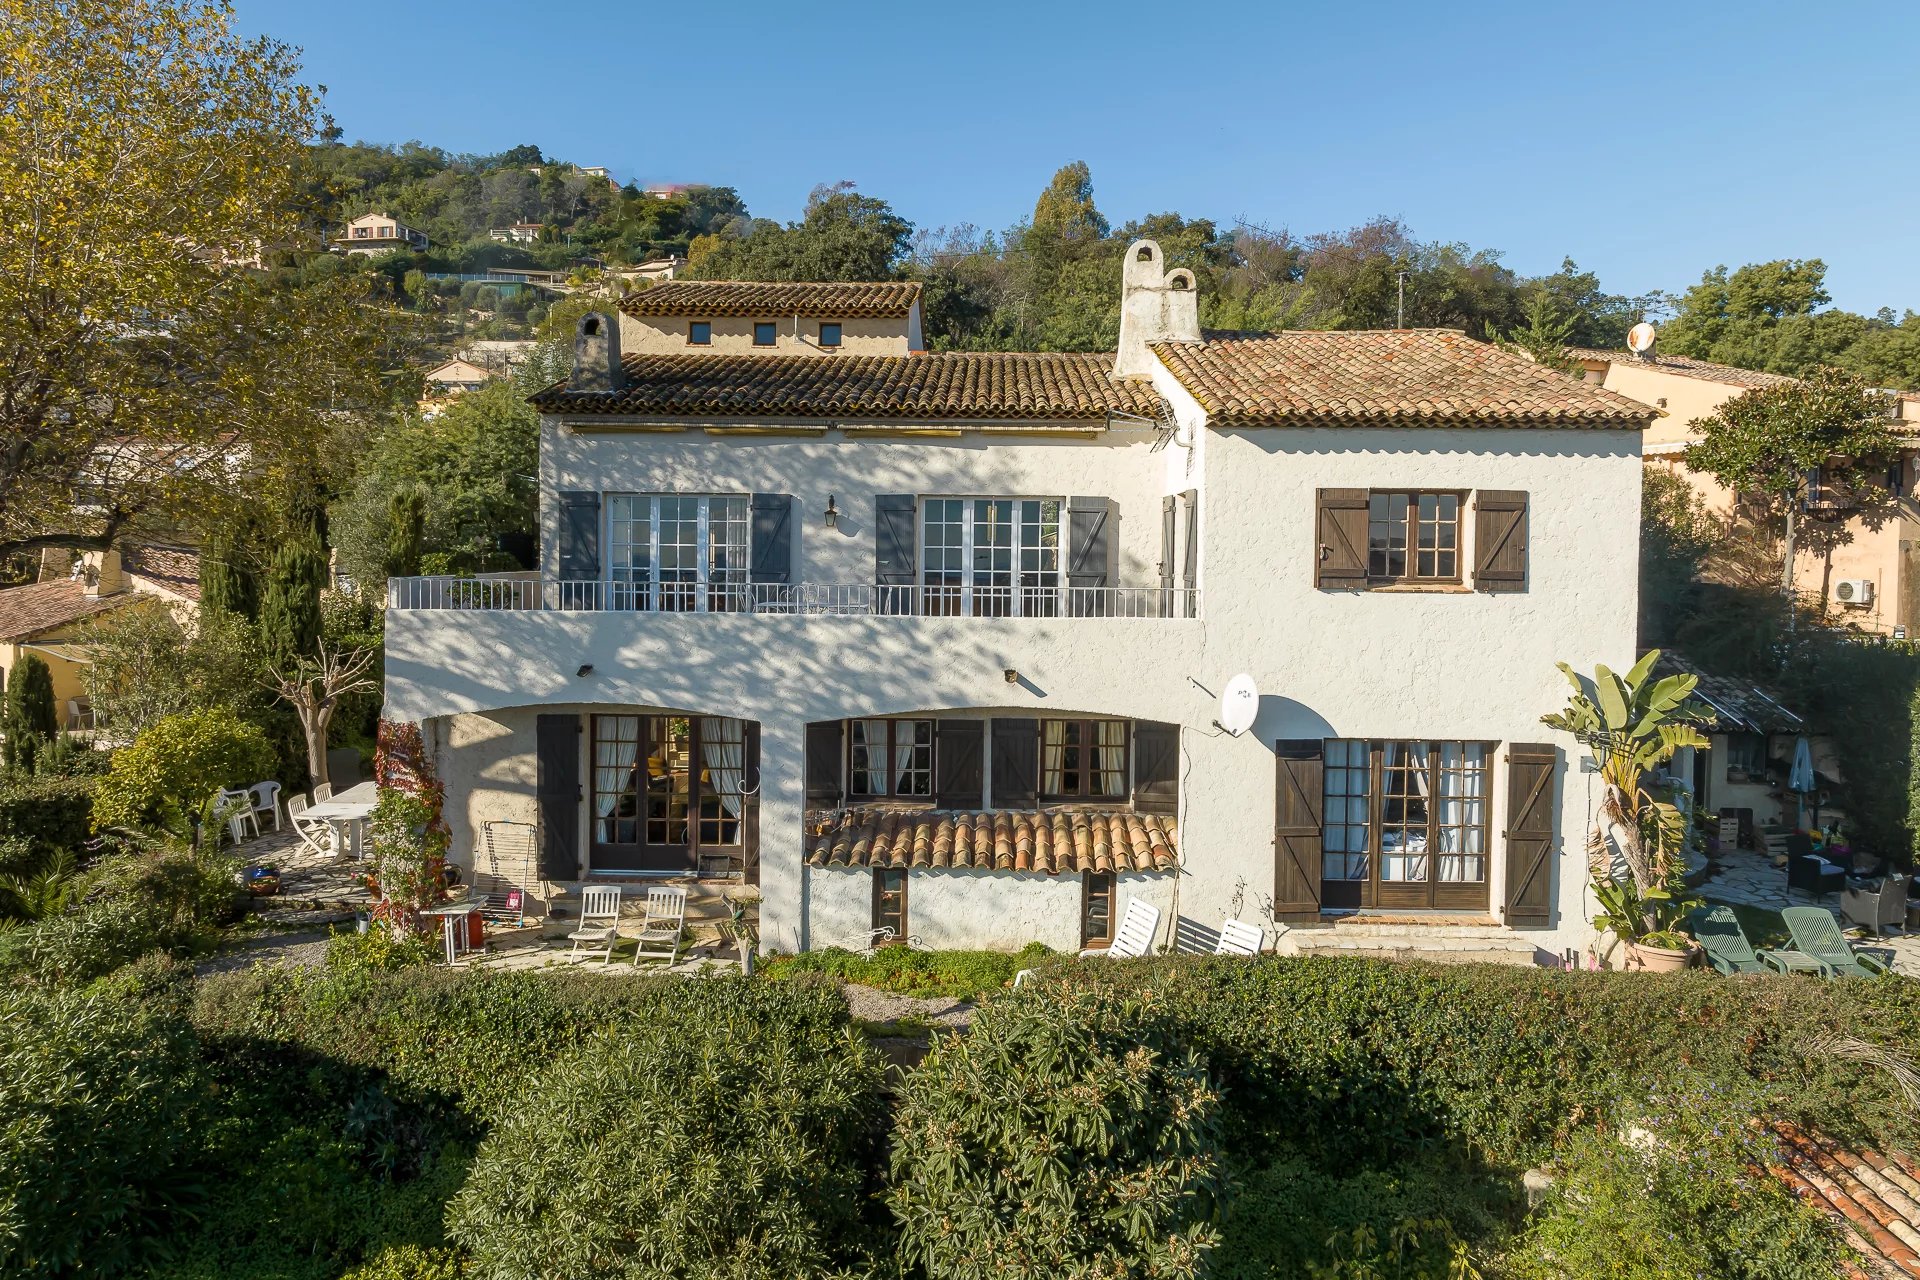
[647,499,661,612]
[695,498,711,613]
[960,502,976,617]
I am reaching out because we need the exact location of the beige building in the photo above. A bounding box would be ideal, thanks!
[423,358,496,395]
[488,223,544,245]
[1573,342,1920,634]
[336,213,428,256]
[616,280,925,357]
[0,547,199,729]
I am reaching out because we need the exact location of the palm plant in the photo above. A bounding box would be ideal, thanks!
[1542,650,1711,945]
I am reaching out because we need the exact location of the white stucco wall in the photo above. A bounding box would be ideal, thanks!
[803,866,1177,954]
[387,405,1644,959]
[619,312,915,357]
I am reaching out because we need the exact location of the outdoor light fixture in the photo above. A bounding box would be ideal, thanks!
[823,495,839,529]
[1004,668,1019,684]
[576,663,594,678]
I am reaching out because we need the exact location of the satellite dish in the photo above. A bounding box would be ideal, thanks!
[1218,674,1259,737]
[1627,322,1658,354]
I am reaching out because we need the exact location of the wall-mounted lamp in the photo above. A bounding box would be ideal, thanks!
[1003,668,1019,684]
[823,495,839,530]
[576,663,594,678]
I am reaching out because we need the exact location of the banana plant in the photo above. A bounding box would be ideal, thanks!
[1542,650,1712,937]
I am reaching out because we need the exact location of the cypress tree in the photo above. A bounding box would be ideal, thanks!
[260,538,327,669]
[3,653,58,772]
[384,485,426,580]
[198,530,259,619]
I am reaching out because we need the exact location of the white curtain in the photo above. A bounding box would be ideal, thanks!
[1095,720,1128,796]
[701,717,745,818]
[1382,742,1431,883]
[1437,743,1486,883]
[1041,720,1068,795]
[594,717,641,840]
[892,733,916,794]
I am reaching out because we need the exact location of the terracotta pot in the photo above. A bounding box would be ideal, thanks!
[1625,941,1697,972]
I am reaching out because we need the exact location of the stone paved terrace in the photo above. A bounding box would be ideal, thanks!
[1697,845,1919,978]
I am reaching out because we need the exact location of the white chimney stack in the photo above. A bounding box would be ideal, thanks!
[1113,239,1201,381]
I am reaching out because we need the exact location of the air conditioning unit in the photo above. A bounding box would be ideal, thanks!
[1834,578,1875,607]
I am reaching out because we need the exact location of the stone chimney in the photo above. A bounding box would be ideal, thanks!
[81,547,124,598]
[569,311,624,392]
[1113,239,1201,381]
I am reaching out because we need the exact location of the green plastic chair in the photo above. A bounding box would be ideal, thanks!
[1686,905,1803,975]
[1781,906,1893,979]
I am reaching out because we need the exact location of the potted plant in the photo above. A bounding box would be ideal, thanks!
[1543,651,1712,972]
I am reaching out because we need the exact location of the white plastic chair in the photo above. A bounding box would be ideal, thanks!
[1213,918,1267,957]
[249,781,283,832]
[286,793,333,856]
[1084,898,1161,958]
[312,782,335,803]
[568,886,622,963]
[632,886,687,967]
[218,789,259,844]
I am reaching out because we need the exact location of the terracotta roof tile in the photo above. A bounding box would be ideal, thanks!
[0,580,130,642]
[531,352,1165,423]
[804,807,1177,876]
[1568,346,1796,391]
[1151,330,1653,429]
[123,545,200,601]
[621,280,922,319]
[1769,1122,1920,1277]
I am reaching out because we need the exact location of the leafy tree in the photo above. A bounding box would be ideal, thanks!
[259,538,328,669]
[1029,160,1109,245]
[2,653,58,772]
[1684,365,1906,592]
[691,182,913,282]
[0,0,389,561]
[91,706,276,833]
[79,603,266,738]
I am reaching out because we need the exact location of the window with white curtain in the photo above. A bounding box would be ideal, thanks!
[1319,740,1490,894]
[591,714,746,851]
[606,494,749,612]
[849,719,934,798]
[920,497,1061,617]
[1040,719,1128,801]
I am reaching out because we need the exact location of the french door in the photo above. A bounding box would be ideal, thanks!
[606,494,749,612]
[590,714,754,874]
[920,498,1061,617]
[1321,739,1491,911]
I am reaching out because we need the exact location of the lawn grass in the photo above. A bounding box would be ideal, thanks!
[760,942,1055,1001]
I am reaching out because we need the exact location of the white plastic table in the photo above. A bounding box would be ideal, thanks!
[304,781,378,859]
[421,898,483,964]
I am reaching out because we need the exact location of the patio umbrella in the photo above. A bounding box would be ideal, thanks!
[1788,737,1815,827]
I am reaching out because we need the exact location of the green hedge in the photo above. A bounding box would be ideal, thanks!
[0,775,94,866]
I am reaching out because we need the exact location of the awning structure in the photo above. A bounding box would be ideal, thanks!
[805,807,1177,876]
[20,642,96,664]
[1656,652,1805,735]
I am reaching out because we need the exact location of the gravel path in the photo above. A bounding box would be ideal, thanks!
[195,928,334,976]
[840,984,975,1029]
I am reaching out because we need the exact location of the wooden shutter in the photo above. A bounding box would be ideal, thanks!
[1315,489,1368,589]
[875,494,917,614]
[1474,491,1529,593]
[749,493,793,584]
[1272,739,1324,921]
[991,717,1039,809]
[535,714,582,882]
[805,720,845,808]
[1181,488,1199,590]
[1132,721,1180,816]
[1502,742,1557,927]
[1067,496,1114,617]
[934,719,985,809]
[742,722,761,885]
[556,491,601,581]
[1159,495,1176,610]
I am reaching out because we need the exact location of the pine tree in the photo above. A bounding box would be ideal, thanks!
[383,485,426,580]
[3,653,57,772]
[260,538,327,669]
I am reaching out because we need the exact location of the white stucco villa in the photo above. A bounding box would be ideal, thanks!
[382,243,1655,961]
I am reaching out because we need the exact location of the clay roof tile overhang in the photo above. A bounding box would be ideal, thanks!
[619,280,923,320]
[1566,346,1797,392]
[1152,330,1654,430]
[529,351,1167,424]
[805,807,1178,876]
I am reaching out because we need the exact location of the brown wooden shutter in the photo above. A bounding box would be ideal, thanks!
[1474,491,1529,593]
[1272,739,1324,921]
[1315,489,1368,589]
[535,713,582,882]
[1132,721,1180,816]
[1502,742,1557,927]
[990,717,1039,809]
[805,720,845,808]
[934,719,984,810]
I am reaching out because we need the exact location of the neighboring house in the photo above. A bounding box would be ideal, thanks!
[458,340,538,372]
[488,223,545,245]
[422,358,496,395]
[1572,339,1920,634]
[1655,651,1819,837]
[643,183,696,200]
[336,213,429,256]
[614,256,686,283]
[383,242,1653,961]
[0,546,199,728]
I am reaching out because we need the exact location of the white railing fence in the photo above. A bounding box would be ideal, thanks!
[386,577,1199,619]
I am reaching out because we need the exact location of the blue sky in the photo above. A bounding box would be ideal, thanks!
[235,0,1920,315]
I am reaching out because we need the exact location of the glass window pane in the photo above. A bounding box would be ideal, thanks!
[697,716,745,846]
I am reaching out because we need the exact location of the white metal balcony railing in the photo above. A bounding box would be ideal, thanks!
[386,577,1199,620]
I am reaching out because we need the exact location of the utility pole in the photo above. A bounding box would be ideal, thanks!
[1396,270,1409,329]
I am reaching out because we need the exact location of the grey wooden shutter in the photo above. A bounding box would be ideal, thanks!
[557,491,601,581]
[805,720,845,808]
[1132,721,1180,816]
[1315,489,1368,589]
[1180,489,1199,617]
[535,714,582,882]
[991,717,1039,809]
[934,719,984,809]
[1474,491,1529,593]
[1159,495,1176,615]
[749,493,793,584]
[1272,739,1324,921]
[742,722,761,885]
[1503,742,1557,926]
[875,494,917,614]
[1067,496,1114,617]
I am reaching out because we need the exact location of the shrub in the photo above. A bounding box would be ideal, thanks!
[0,973,206,1276]
[448,978,883,1279]
[0,774,94,862]
[763,941,1053,1001]
[888,983,1224,1280]
[0,847,239,986]
[324,924,439,974]
[91,707,275,832]
[339,1245,471,1280]
[1505,1089,1843,1280]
